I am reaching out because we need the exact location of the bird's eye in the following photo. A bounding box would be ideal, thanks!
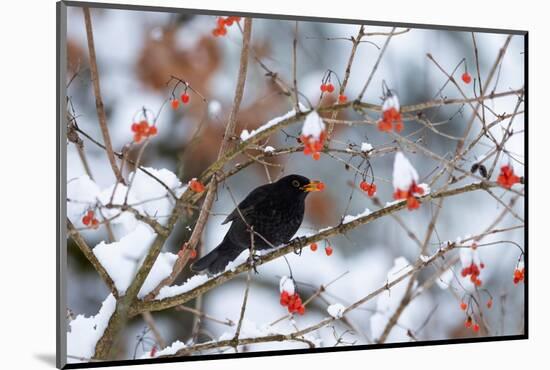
[292,180,300,188]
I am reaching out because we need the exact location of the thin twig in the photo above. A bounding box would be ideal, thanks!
[82,7,124,184]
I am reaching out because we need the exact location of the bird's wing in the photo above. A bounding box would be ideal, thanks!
[222,184,271,225]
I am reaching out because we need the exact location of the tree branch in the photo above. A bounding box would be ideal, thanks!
[133,181,496,316]
[82,7,124,184]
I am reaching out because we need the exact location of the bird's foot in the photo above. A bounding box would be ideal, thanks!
[247,252,261,274]
[293,236,307,256]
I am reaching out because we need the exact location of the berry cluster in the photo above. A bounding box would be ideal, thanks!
[378,94,403,133]
[188,178,206,193]
[300,131,327,161]
[280,290,305,315]
[309,242,333,256]
[497,164,521,189]
[464,316,480,332]
[360,181,377,197]
[513,266,525,285]
[171,93,190,110]
[393,182,425,210]
[212,16,241,37]
[320,83,335,93]
[82,210,100,229]
[461,261,484,287]
[461,72,472,84]
[131,120,158,143]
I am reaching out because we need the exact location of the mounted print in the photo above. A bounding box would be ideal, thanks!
[57,1,527,368]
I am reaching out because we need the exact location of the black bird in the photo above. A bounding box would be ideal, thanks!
[190,174,322,274]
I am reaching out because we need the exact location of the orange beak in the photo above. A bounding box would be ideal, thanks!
[302,180,325,192]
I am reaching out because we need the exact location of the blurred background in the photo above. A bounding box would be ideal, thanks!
[65,5,525,359]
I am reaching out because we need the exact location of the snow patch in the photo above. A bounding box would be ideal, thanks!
[361,142,373,152]
[140,340,186,359]
[279,276,295,294]
[342,208,371,224]
[93,223,178,298]
[126,167,184,224]
[392,152,419,191]
[301,110,325,139]
[224,249,250,272]
[327,303,346,319]
[97,183,140,233]
[240,104,306,141]
[156,274,210,300]
[67,294,116,363]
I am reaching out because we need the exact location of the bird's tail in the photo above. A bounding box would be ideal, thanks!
[190,240,242,275]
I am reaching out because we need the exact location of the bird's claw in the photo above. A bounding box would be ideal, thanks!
[293,236,307,256]
[247,252,261,274]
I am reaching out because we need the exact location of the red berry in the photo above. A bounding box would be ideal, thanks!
[181,93,190,104]
[216,17,226,28]
[460,302,467,311]
[472,323,480,332]
[326,83,335,93]
[218,27,227,36]
[312,152,321,161]
[320,84,327,92]
[148,125,158,136]
[310,243,318,252]
[280,291,290,306]
[486,299,493,309]
[189,178,206,192]
[367,183,377,197]
[171,99,179,110]
[82,215,91,226]
[464,317,472,328]
[338,94,347,103]
[91,218,99,229]
[139,120,149,132]
[131,123,139,132]
[190,249,197,259]
[325,246,333,256]
[462,72,472,84]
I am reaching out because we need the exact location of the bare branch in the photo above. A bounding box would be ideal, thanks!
[82,8,124,184]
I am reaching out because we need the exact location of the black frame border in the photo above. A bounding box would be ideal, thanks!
[56,1,528,369]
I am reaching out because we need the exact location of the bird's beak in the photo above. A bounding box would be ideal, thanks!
[302,180,325,192]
